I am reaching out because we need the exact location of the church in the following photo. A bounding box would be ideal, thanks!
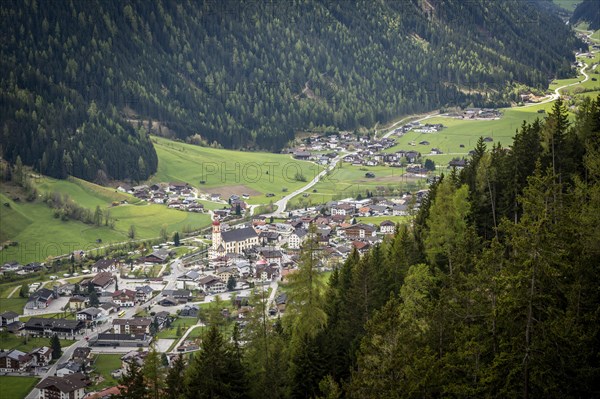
[211,220,259,257]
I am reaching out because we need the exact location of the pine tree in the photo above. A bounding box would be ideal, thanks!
[165,355,186,399]
[142,348,164,399]
[173,231,180,246]
[117,360,147,399]
[50,334,62,359]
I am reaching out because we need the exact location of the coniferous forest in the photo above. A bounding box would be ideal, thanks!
[1,0,582,181]
[115,96,600,398]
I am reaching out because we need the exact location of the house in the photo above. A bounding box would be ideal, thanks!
[90,272,114,291]
[344,223,377,239]
[0,349,31,372]
[198,276,227,294]
[380,220,396,235]
[25,288,55,309]
[154,311,171,330]
[0,311,19,327]
[157,296,178,306]
[288,229,308,249]
[29,346,53,367]
[135,285,154,302]
[76,307,104,322]
[56,361,83,377]
[331,203,355,216]
[392,204,409,216]
[71,347,92,365]
[275,293,288,313]
[36,373,87,399]
[140,249,172,263]
[161,289,193,303]
[259,249,283,266]
[113,318,152,335]
[91,259,119,273]
[112,290,136,307]
[24,318,85,338]
[180,304,200,318]
[68,295,88,310]
[293,150,311,160]
[255,260,279,282]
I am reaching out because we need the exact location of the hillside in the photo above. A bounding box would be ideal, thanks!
[0,0,583,182]
[571,0,600,29]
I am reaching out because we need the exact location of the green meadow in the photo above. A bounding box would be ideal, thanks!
[0,376,39,399]
[1,178,210,264]
[151,136,323,205]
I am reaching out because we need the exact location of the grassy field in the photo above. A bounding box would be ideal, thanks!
[0,185,210,265]
[0,376,39,399]
[151,136,323,205]
[90,354,122,390]
[0,298,28,315]
[155,317,199,339]
[0,332,75,352]
[552,0,581,11]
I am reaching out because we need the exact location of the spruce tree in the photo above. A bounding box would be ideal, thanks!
[50,334,62,359]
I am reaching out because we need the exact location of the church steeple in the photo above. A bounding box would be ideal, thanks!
[212,219,221,251]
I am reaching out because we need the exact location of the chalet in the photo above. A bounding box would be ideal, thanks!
[113,318,151,335]
[154,311,171,330]
[344,223,377,239]
[76,307,103,322]
[331,203,355,216]
[259,231,280,245]
[36,373,87,399]
[135,285,154,302]
[448,159,467,169]
[30,346,53,367]
[392,204,409,216]
[180,304,200,318]
[0,349,31,372]
[259,249,283,266]
[198,276,226,294]
[275,293,288,313]
[141,249,172,263]
[288,228,308,249]
[91,258,119,273]
[157,296,178,306]
[71,347,92,364]
[293,150,311,160]
[352,241,371,253]
[380,220,396,234]
[255,262,279,282]
[0,311,19,327]
[68,295,88,310]
[26,288,56,309]
[162,289,193,303]
[112,289,136,307]
[90,272,114,291]
[216,267,236,284]
[24,318,85,338]
[56,361,83,377]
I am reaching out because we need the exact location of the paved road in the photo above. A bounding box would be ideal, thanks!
[379,111,441,139]
[266,153,354,217]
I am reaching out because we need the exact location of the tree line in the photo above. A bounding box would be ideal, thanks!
[0,0,582,182]
[115,95,599,398]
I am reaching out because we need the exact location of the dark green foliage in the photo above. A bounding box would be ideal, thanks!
[117,360,147,399]
[571,0,600,29]
[173,231,180,247]
[183,325,248,399]
[227,275,236,291]
[165,355,186,399]
[50,334,61,359]
[0,0,581,182]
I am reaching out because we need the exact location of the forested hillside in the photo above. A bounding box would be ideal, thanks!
[1,0,582,181]
[116,96,600,398]
[571,0,600,29]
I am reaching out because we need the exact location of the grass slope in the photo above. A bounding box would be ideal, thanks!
[151,136,323,205]
[90,354,122,390]
[0,376,39,399]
